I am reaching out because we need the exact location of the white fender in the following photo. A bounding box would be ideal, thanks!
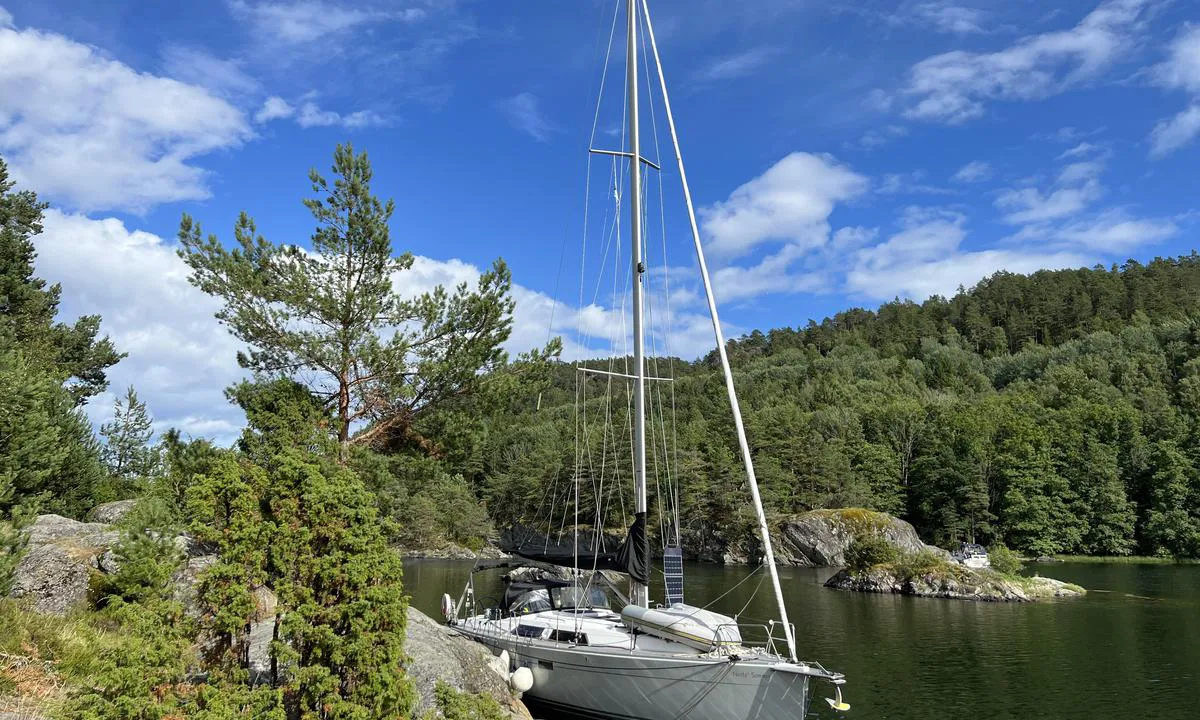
[510,666,534,693]
[440,593,456,622]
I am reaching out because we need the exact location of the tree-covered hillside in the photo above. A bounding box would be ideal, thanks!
[424,257,1200,560]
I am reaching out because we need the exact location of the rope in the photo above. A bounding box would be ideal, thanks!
[702,564,765,611]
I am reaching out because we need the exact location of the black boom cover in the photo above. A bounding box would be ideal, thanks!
[500,513,650,585]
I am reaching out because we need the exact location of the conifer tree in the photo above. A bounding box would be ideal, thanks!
[0,343,105,516]
[100,385,158,485]
[186,454,272,674]
[156,428,221,516]
[0,155,123,404]
[0,470,33,597]
[178,144,548,458]
[267,450,416,719]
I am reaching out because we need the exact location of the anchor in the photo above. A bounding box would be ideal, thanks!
[825,685,851,712]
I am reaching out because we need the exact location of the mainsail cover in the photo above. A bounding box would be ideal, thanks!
[500,513,650,584]
[615,512,650,585]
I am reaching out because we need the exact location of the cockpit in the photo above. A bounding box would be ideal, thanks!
[506,581,611,616]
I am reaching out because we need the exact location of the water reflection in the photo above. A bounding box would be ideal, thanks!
[407,560,1200,719]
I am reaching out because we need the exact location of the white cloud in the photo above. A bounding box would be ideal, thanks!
[1148,25,1200,156]
[34,211,247,443]
[296,101,385,129]
[0,23,251,212]
[878,170,956,195]
[853,124,908,150]
[161,45,259,97]
[1152,24,1200,94]
[995,160,1105,224]
[846,209,1088,299]
[699,152,869,259]
[909,2,987,34]
[849,247,1089,300]
[1057,141,1103,159]
[832,225,879,250]
[693,47,777,82]
[227,0,425,46]
[711,244,823,303]
[255,96,295,123]
[1056,211,1178,251]
[1036,126,1104,143]
[854,208,968,269]
[844,2,986,35]
[0,7,12,28]
[898,0,1154,123]
[497,92,558,142]
[952,160,992,182]
[1150,104,1200,157]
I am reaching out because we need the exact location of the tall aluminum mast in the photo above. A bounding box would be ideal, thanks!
[640,0,799,661]
[627,0,649,609]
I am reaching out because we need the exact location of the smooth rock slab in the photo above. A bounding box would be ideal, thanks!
[26,514,115,546]
[10,542,98,615]
[774,509,948,567]
[87,500,139,524]
[406,607,532,720]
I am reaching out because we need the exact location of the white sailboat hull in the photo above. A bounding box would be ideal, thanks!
[457,623,812,720]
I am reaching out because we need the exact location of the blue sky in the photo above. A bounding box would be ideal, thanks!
[1,0,1198,440]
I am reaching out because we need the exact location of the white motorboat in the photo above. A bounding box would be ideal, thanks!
[952,542,991,569]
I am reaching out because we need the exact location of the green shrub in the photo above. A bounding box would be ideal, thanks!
[91,501,183,607]
[431,682,507,720]
[894,549,947,578]
[845,533,900,574]
[988,543,1024,575]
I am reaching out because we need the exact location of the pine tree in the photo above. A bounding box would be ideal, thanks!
[0,343,105,516]
[100,386,158,485]
[0,155,123,404]
[0,469,34,596]
[177,144,544,458]
[156,428,221,516]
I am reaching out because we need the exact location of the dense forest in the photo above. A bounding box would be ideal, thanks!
[413,256,1200,561]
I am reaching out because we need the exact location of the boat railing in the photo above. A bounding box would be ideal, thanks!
[714,620,797,658]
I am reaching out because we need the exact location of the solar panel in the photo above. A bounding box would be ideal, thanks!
[663,547,684,605]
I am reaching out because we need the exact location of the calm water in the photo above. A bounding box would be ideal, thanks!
[406,560,1200,719]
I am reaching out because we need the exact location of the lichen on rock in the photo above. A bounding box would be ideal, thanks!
[771,508,948,567]
[824,561,1086,602]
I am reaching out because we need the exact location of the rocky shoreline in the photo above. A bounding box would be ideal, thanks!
[400,542,509,561]
[824,566,1086,602]
[396,508,1088,604]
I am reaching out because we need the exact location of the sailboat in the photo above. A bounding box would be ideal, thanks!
[442,1,849,717]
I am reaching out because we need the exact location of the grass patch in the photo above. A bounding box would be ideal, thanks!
[1039,555,1200,565]
[1010,575,1087,598]
[0,599,118,714]
[805,508,893,536]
